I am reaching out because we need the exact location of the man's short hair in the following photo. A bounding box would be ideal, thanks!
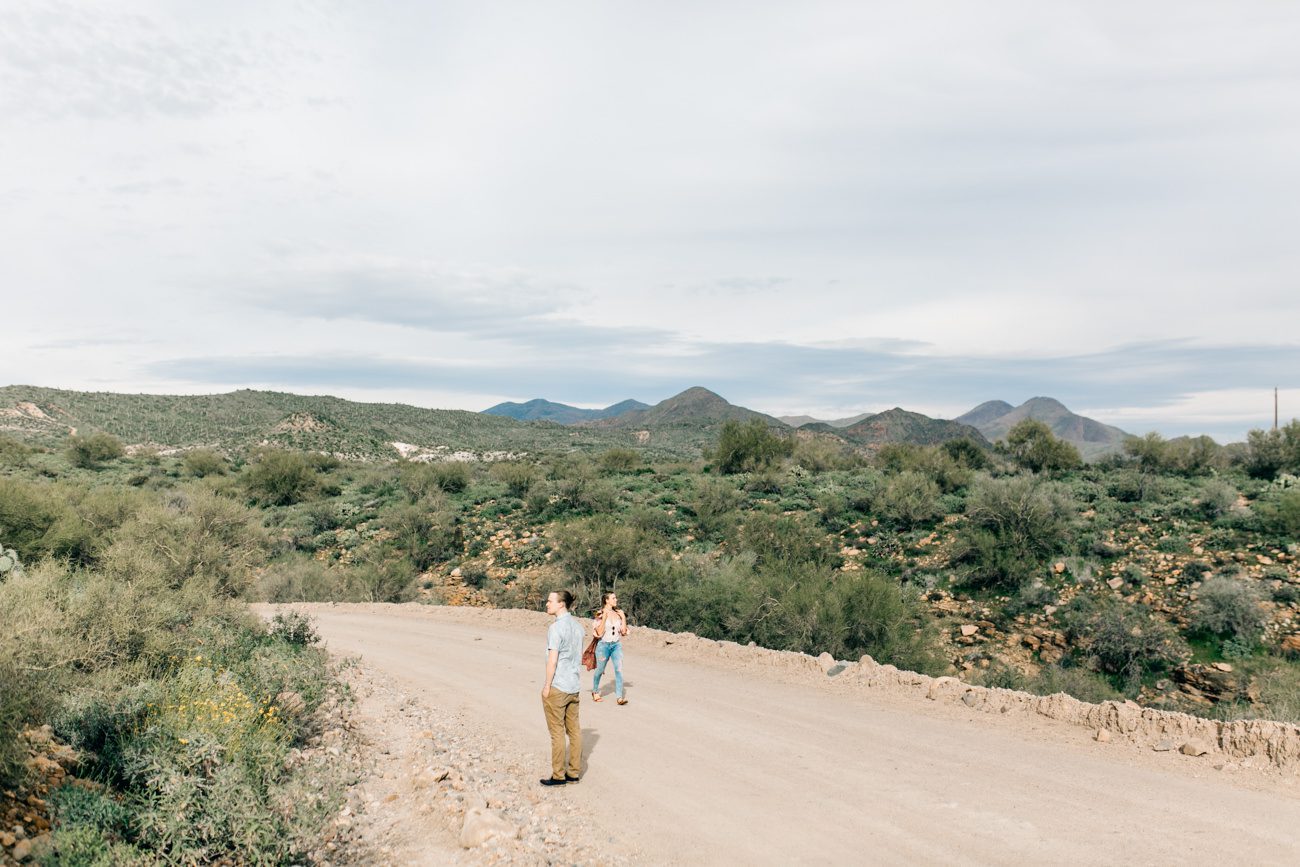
[552,589,574,609]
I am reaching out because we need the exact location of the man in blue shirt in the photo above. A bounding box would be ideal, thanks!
[541,589,585,786]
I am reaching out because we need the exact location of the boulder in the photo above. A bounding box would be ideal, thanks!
[1181,739,1211,757]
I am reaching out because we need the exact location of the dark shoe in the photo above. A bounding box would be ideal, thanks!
[539,777,567,787]
[565,774,581,783]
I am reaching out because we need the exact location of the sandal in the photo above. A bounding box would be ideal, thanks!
[591,692,602,702]
[616,697,628,705]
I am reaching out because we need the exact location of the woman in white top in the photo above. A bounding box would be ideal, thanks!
[591,591,629,705]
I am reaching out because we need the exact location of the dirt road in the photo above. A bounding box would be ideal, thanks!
[285,604,1300,865]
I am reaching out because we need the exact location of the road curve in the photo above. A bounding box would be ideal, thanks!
[278,604,1300,866]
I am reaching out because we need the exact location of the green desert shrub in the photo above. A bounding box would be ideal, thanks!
[554,516,656,605]
[735,511,838,571]
[1191,576,1267,647]
[1256,488,1300,542]
[242,449,319,506]
[1060,596,1188,692]
[0,435,32,467]
[953,476,1076,591]
[689,477,743,540]
[66,432,126,470]
[383,498,460,572]
[182,448,228,478]
[490,461,536,497]
[1004,420,1081,474]
[598,448,641,473]
[792,437,855,473]
[711,419,793,474]
[877,471,942,527]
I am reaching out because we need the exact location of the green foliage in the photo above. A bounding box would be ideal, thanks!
[953,476,1076,591]
[877,471,942,527]
[242,449,319,506]
[0,434,33,467]
[711,419,793,474]
[554,517,656,606]
[941,437,989,470]
[598,448,641,473]
[66,432,126,470]
[1243,420,1300,479]
[181,448,228,478]
[792,437,855,472]
[1256,488,1300,541]
[1060,595,1188,692]
[688,477,742,540]
[384,496,460,571]
[735,511,838,571]
[1191,576,1266,646]
[490,461,536,497]
[1004,419,1081,474]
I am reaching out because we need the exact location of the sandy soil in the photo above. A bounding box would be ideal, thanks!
[264,603,1300,866]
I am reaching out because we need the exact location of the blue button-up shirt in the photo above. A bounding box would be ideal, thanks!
[546,611,585,694]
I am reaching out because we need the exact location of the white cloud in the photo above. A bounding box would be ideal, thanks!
[1,0,1298,442]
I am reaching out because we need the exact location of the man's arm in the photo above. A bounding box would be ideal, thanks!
[542,648,559,698]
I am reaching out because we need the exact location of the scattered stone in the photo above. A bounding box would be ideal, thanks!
[961,691,979,708]
[1095,729,1111,743]
[959,624,979,637]
[1153,739,1176,752]
[1107,577,1124,590]
[11,837,32,862]
[1053,561,1066,574]
[459,806,516,848]
[1180,740,1210,757]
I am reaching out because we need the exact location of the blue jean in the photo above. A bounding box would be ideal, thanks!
[592,640,624,698]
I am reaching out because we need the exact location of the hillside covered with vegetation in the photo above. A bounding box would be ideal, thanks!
[3,396,1300,858]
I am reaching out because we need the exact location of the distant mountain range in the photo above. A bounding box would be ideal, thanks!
[482,398,650,424]
[1,384,1139,463]
[955,396,1130,460]
[785,396,1132,459]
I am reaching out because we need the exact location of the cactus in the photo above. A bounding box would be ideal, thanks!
[0,544,21,579]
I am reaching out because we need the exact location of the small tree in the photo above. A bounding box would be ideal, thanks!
[1244,420,1300,479]
[243,449,318,506]
[1004,420,1081,474]
[182,449,228,478]
[711,419,793,474]
[65,432,125,469]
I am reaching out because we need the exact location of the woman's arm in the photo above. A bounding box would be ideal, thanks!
[594,612,606,638]
[617,609,629,636]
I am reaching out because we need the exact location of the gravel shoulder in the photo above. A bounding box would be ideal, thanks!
[259,603,1300,866]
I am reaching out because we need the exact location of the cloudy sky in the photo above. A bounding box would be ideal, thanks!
[3,0,1298,442]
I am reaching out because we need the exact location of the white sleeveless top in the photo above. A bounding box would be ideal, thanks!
[598,611,625,643]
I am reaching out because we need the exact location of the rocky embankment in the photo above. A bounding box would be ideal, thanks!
[320,661,623,866]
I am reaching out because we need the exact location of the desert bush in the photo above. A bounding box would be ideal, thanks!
[1060,596,1188,692]
[268,611,321,647]
[182,448,228,478]
[1243,420,1300,479]
[598,448,641,473]
[1191,576,1267,646]
[953,476,1077,591]
[1196,479,1239,520]
[1027,663,1123,704]
[243,449,319,506]
[554,517,656,604]
[792,437,855,473]
[485,564,563,612]
[383,498,460,572]
[490,461,536,497]
[735,511,837,571]
[99,489,266,598]
[689,477,742,540]
[877,471,942,527]
[1004,420,1081,474]
[711,419,793,474]
[1256,488,1300,541]
[66,432,125,470]
[941,437,990,470]
[0,435,32,467]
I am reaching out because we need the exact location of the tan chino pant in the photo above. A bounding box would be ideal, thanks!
[542,689,581,780]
